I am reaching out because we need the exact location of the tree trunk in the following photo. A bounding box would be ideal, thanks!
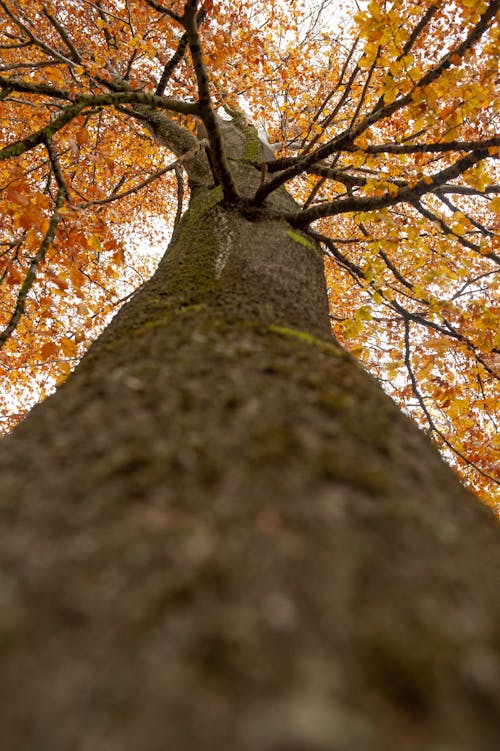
[1,133,499,751]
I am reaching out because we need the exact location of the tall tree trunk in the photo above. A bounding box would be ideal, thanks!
[1,131,499,751]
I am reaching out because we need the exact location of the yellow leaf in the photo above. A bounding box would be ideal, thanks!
[355,305,372,321]
[449,398,468,418]
[46,68,66,87]
[88,235,102,252]
[60,338,78,358]
[7,266,24,285]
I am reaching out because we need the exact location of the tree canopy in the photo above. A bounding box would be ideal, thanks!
[0,0,499,503]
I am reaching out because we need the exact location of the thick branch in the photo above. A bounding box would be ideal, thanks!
[141,0,182,23]
[0,75,71,100]
[361,136,500,155]
[156,32,189,95]
[156,7,205,96]
[0,91,197,161]
[290,149,495,226]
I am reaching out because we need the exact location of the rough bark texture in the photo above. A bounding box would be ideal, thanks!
[0,122,499,751]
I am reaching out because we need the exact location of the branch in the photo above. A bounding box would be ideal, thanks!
[141,0,182,23]
[182,0,239,203]
[403,318,499,486]
[95,0,118,50]
[173,163,184,229]
[367,3,439,115]
[42,4,82,62]
[155,6,206,96]
[348,45,381,129]
[44,135,68,192]
[0,75,71,100]
[156,32,189,95]
[300,37,361,156]
[79,139,207,206]
[413,200,500,265]
[299,37,360,155]
[437,193,496,238]
[0,91,197,161]
[306,164,369,188]
[361,136,500,155]
[401,4,439,57]
[437,184,500,197]
[289,149,496,226]
[0,0,76,66]
[0,185,66,349]
[313,230,497,361]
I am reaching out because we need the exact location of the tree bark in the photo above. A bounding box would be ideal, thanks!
[0,124,499,751]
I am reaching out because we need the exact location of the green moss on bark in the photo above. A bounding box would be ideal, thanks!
[267,324,344,357]
[286,229,316,251]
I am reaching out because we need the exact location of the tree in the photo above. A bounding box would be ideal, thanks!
[1,0,499,500]
[0,1,499,748]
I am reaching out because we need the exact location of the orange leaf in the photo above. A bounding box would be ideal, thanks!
[41,341,58,359]
[7,266,24,285]
[76,129,89,146]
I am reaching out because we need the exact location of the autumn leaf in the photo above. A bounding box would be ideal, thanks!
[60,338,78,358]
[41,341,58,359]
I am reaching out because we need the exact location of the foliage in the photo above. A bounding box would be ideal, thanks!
[0,0,498,503]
